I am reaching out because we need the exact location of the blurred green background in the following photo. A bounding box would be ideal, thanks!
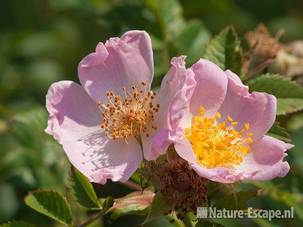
[1,0,303,226]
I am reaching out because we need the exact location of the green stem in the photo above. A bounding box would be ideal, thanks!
[78,212,102,227]
[120,180,142,191]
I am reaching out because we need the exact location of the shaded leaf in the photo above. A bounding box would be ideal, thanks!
[12,107,47,148]
[144,0,185,40]
[24,190,72,225]
[143,215,184,227]
[0,183,18,220]
[253,218,280,227]
[0,221,35,227]
[203,27,243,75]
[255,182,303,220]
[99,196,114,212]
[196,220,225,227]
[70,167,101,209]
[109,190,154,220]
[268,122,291,142]
[174,20,211,64]
[200,218,243,227]
[288,113,303,131]
[145,192,172,223]
[212,189,257,210]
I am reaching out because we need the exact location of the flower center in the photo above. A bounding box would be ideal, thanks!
[98,81,159,141]
[185,107,254,169]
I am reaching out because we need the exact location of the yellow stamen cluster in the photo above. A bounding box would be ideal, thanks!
[185,107,254,169]
[99,81,159,141]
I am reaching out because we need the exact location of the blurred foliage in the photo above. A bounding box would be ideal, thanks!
[1,0,303,226]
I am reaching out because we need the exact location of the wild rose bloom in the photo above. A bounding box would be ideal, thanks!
[45,31,194,184]
[162,58,293,183]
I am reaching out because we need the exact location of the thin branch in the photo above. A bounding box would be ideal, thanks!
[78,212,102,227]
[120,180,142,191]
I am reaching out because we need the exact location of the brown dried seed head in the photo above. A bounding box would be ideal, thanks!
[145,158,208,216]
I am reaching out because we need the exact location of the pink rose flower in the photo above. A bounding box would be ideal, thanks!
[45,31,194,184]
[163,58,293,183]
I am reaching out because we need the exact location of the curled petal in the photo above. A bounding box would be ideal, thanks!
[219,70,277,140]
[170,59,228,166]
[78,30,154,102]
[142,129,170,161]
[174,137,236,183]
[166,57,196,139]
[192,135,292,183]
[142,56,196,160]
[171,64,291,183]
[191,164,233,183]
[252,135,293,165]
[174,138,196,163]
[189,59,228,117]
[233,135,292,181]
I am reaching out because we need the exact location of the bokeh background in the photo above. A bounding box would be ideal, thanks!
[1,0,303,226]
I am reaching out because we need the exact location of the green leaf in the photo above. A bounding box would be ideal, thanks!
[247,74,303,115]
[12,106,47,148]
[255,182,303,220]
[0,221,35,227]
[247,74,303,98]
[253,218,280,227]
[196,220,225,227]
[144,0,185,40]
[199,218,243,227]
[24,190,72,225]
[174,20,211,64]
[144,192,172,223]
[70,167,101,209]
[212,189,257,210]
[182,213,197,227]
[108,190,155,220]
[143,215,184,227]
[0,183,18,220]
[288,113,303,131]
[268,122,291,143]
[203,26,243,75]
[277,98,303,115]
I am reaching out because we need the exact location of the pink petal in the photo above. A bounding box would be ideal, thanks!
[252,135,293,165]
[189,59,228,116]
[167,59,228,163]
[63,133,142,184]
[191,156,289,184]
[174,132,292,183]
[191,164,234,183]
[78,30,154,103]
[168,67,290,183]
[141,129,171,161]
[193,135,292,183]
[45,81,100,144]
[233,135,293,181]
[225,69,243,85]
[45,81,142,183]
[174,138,196,163]
[173,136,235,183]
[142,56,196,160]
[163,57,197,140]
[219,70,277,140]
